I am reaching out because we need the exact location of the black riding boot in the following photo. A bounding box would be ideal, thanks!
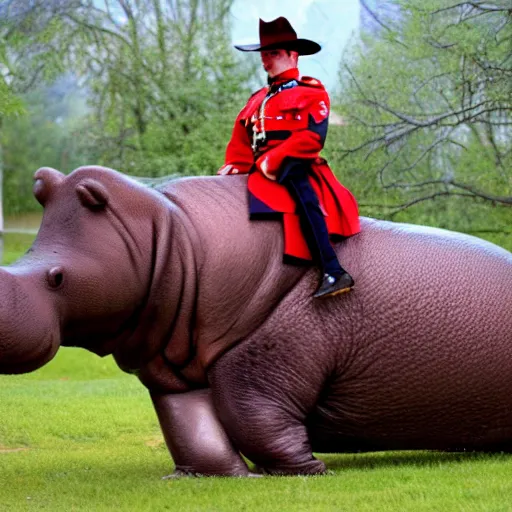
[279,159,354,298]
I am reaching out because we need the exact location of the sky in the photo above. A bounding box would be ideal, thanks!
[230,0,361,93]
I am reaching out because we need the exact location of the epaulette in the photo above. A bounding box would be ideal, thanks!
[299,76,325,89]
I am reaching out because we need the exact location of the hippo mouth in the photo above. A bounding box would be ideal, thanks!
[0,329,60,375]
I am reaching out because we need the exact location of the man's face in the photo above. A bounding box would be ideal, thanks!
[260,49,298,78]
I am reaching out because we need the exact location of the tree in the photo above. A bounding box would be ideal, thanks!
[0,0,258,216]
[54,0,258,176]
[1,77,90,214]
[334,0,511,224]
[0,0,76,223]
[0,0,81,96]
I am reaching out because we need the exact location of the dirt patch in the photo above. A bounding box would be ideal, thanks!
[145,437,164,448]
[5,213,42,231]
[0,445,29,454]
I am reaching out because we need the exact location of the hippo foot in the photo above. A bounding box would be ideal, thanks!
[162,469,198,479]
[162,467,262,479]
[256,458,326,476]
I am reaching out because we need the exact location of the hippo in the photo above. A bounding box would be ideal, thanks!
[1,165,511,477]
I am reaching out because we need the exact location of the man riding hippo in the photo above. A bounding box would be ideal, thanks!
[218,17,360,299]
[1,164,512,477]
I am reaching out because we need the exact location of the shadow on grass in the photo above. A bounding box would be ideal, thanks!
[4,449,512,484]
[321,450,512,472]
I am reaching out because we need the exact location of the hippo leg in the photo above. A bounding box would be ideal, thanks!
[209,345,327,476]
[150,389,253,477]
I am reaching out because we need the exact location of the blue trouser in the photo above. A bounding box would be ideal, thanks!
[278,159,344,277]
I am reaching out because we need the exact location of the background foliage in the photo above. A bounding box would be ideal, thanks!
[330,0,511,246]
[0,4,511,507]
[0,0,257,212]
[0,0,510,248]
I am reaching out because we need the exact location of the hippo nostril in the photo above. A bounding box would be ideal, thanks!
[47,267,64,289]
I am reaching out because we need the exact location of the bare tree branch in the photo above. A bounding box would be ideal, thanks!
[359,191,477,217]
[449,180,512,204]
[428,2,512,15]
[360,0,396,34]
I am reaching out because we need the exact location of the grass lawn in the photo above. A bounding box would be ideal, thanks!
[2,233,512,511]
[2,232,36,265]
[2,351,512,512]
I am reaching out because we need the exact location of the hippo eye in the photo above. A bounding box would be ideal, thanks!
[47,267,64,289]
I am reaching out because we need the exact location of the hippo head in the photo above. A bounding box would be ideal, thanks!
[0,166,156,374]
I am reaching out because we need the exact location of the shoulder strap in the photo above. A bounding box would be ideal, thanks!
[299,76,325,89]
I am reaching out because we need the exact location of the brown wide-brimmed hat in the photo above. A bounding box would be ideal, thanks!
[234,17,321,56]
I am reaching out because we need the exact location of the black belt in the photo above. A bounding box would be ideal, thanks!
[253,130,292,157]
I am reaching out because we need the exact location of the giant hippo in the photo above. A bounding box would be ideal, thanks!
[1,165,511,477]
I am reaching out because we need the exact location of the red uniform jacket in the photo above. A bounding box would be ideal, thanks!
[219,68,360,262]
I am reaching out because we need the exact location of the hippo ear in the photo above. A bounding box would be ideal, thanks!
[33,179,49,207]
[76,179,109,210]
[33,167,65,206]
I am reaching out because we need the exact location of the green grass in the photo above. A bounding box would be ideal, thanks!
[2,228,512,511]
[2,353,512,511]
[2,232,36,265]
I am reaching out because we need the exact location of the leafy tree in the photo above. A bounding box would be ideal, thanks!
[1,78,90,213]
[0,0,83,217]
[0,0,81,99]
[0,0,258,216]
[56,0,257,177]
[333,0,511,234]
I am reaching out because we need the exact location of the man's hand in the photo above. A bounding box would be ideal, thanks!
[218,164,240,175]
[258,158,276,181]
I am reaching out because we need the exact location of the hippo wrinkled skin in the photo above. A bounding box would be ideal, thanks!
[1,165,511,476]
